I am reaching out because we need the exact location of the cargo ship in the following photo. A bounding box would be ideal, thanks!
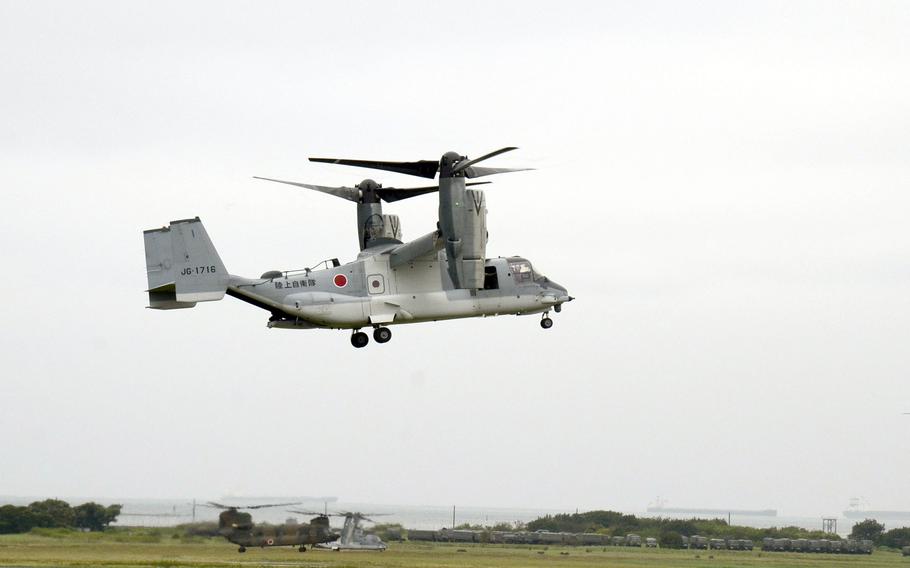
[646,506,777,517]
[843,498,910,520]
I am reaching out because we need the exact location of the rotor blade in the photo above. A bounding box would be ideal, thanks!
[464,166,534,178]
[376,186,440,203]
[203,502,230,509]
[452,146,518,174]
[246,501,302,510]
[310,157,439,179]
[377,182,490,203]
[288,509,340,516]
[253,176,360,202]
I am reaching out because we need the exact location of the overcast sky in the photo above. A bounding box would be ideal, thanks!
[1,1,908,518]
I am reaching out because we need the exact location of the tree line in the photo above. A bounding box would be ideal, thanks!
[0,499,121,533]
[847,519,910,549]
[525,511,910,549]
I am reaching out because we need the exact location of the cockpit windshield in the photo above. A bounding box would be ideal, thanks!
[508,257,548,285]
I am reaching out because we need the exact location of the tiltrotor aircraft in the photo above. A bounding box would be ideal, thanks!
[143,147,572,347]
[312,511,390,551]
[204,502,337,553]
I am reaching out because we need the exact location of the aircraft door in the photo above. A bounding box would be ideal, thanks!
[367,274,385,294]
[476,261,503,314]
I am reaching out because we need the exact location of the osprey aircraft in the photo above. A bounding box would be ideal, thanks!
[312,511,390,551]
[143,147,573,347]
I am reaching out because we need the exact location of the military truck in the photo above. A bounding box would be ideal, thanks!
[828,540,843,553]
[842,539,858,554]
[611,536,625,546]
[709,538,726,550]
[742,539,754,551]
[625,534,642,547]
[407,529,436,542]
[858,539,873,554]
[772,538,791,551]
[536,531,564,545]
[791,538,808,552]
[645,537,658,548]
[681,535,689,549]
[690,535,708,549]
[901,545,909,556]
[762,537,774,551]
[580,533,605,545]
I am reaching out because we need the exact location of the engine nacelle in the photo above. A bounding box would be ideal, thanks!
[367,213,402,241]
[460,189,487,289]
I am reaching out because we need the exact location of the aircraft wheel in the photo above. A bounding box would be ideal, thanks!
[351,331,369,348]
[540,317,553,329]
[298,545,307,552]
[373,327,392,343]
[238,546,246,553]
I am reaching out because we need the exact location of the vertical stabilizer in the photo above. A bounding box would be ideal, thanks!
[143,217,229,309]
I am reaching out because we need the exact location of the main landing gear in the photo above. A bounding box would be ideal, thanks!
[373,327,392,343]
[540,313,554,329]
[298,545,307,552]
[351,331,369,348]
[238,546,246,553]
[351,327,392,348]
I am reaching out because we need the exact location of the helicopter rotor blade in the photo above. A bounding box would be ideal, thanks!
[253,176,360,202]
[463,165,534,178]
[309,157,439,179]
[202,501,231,510]
[243,502,302,510]
[378,181,491,203]
[452,146,518,174]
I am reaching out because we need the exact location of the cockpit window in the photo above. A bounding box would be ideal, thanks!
[509,260,534,284]
[508,257,551,286]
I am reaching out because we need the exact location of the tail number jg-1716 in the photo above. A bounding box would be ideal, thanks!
[181,265,217,276]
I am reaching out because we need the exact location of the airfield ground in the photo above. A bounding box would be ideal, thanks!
[0,529,906,568]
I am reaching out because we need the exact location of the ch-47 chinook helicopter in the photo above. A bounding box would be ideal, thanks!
[203,502,337,553]
[143,147,573,347]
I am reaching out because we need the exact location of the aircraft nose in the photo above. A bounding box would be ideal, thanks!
[546,280,568,295]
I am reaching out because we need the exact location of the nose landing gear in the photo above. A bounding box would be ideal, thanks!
[540,313,554,329]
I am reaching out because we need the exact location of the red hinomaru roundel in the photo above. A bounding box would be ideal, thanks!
[333,274,348,288]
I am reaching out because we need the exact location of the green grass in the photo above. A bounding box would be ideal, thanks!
[0,531,906,568]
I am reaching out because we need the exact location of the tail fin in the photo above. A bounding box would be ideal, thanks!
[143,217,229,309]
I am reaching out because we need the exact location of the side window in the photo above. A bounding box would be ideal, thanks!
[483,265,499,290]
[367,274,385,294]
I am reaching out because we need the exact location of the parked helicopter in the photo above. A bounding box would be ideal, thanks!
[312,511,390,551]
[204,502,337,553]
[143,147,573,347]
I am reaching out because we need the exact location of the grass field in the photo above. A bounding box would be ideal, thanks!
[0,529,906,568]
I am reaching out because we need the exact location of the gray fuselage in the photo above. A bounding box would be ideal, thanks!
[227,245,569,330]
